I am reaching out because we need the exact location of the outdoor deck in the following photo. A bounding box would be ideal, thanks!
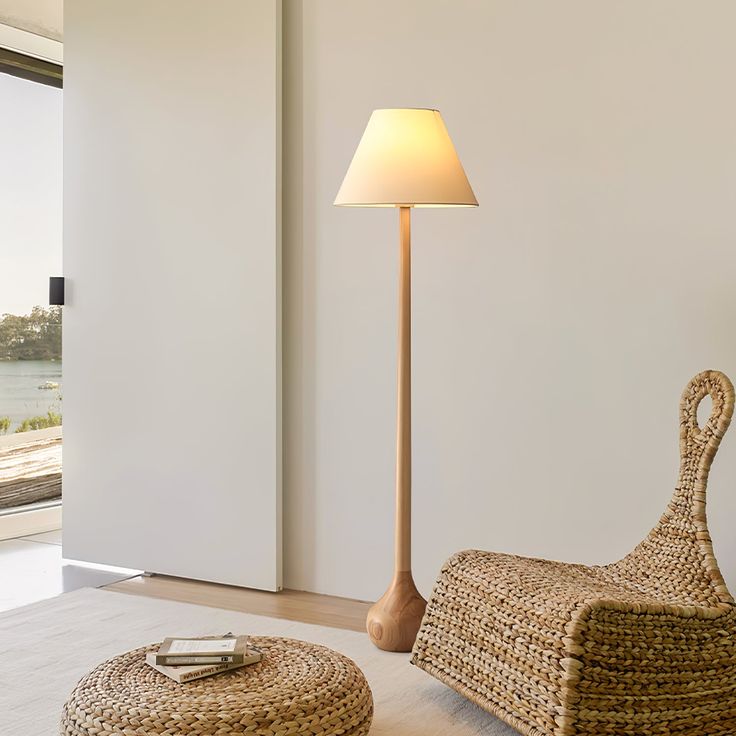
[0,427,61,510]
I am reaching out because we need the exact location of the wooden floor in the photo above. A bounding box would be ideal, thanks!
[107,575,371,633]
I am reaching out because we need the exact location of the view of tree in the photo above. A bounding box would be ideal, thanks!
[0,307,62,360]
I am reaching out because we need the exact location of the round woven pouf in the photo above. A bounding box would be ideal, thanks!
[60,636,373,736]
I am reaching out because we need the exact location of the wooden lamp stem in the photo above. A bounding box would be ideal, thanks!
[396,206,413,574]
[366,206,428,652]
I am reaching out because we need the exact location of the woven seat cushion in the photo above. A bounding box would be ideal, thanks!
[60,636,373,736]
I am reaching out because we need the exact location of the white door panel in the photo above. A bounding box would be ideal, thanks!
[62,0,282,590]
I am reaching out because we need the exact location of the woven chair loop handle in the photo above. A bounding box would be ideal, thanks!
[609,370,735,608]
[680,371,735,461]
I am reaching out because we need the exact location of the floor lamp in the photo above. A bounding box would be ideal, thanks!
[335,109,478,652]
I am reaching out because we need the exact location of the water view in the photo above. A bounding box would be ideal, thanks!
[0,306,63,434]
[0,360,62,434]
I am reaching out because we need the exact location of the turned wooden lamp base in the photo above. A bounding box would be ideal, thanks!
[366,571,427,652]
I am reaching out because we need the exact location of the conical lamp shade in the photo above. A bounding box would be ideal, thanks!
[334,108,478,207]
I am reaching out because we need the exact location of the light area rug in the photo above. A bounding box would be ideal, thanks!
[0,587,518,736]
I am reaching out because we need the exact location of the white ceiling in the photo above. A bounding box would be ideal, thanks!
[0,0,62,41]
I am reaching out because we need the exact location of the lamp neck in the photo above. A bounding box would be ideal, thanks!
[395,205,412,573]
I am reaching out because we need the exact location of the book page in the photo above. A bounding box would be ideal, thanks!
[167,639,236,654]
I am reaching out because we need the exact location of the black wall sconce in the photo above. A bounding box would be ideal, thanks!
[49,276,65,306]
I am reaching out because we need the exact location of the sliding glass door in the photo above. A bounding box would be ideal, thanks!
[0,63,62,515]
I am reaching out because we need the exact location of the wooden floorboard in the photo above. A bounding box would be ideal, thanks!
[106,575,371,633]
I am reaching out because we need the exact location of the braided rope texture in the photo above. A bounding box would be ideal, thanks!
[412,370,736,735]
[60,636,373,735]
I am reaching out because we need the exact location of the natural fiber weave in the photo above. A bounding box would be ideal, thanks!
[60,636,373,735]
[412,370,736,736]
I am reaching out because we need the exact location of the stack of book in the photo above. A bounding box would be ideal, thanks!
[146,634,262,683]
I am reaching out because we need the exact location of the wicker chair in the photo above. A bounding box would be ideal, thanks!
[412,370,736,736]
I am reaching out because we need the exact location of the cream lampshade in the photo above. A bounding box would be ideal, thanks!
[334,108,477,207]
[335,108,477,652]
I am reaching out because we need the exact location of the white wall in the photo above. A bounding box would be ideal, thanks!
[63,0,282,590]
[282,0,736,602]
